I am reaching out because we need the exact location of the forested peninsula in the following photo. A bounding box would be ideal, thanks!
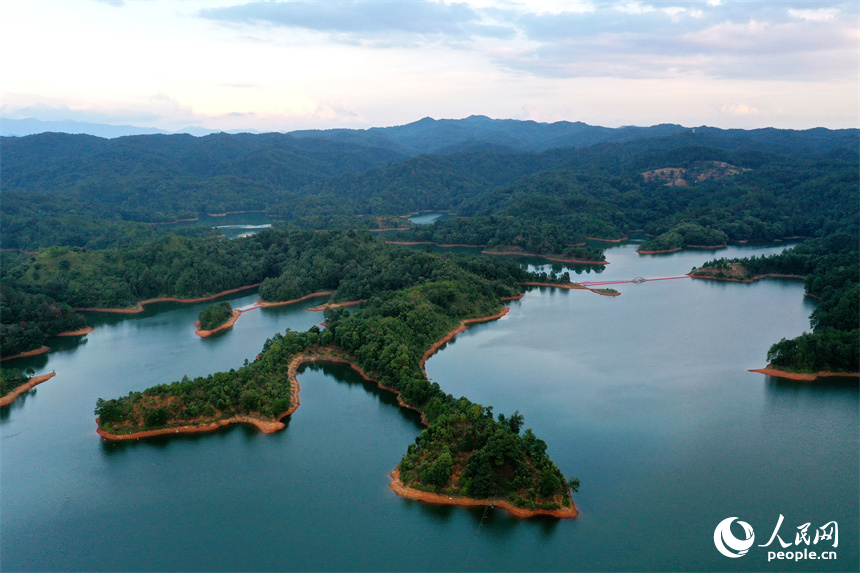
[92,231,578,516]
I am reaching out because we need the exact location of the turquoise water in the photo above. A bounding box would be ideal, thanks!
[159,212,276,238]
[2,244,856,571]
[407,211,454,225]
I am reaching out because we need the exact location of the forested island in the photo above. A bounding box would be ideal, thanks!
[2,118,857,516]
[195,302,239,336]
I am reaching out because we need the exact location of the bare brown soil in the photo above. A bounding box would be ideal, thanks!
[195,309,242,338]
[388,469,577,519]
[748,368,859,381]
[1,346,50,362]
[641,161,751,187]
[306,300,365,312]
[0,372,57,406]
[586,237,628,243]
[76,284,262,313]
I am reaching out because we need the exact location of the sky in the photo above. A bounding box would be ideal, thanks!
[1,0,857,132]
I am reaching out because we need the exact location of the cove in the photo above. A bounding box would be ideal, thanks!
[1,242,857,571]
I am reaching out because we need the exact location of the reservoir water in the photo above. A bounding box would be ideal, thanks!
[2,243,857,571]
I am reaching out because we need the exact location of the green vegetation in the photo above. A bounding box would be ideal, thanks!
[1,367,36,396]
[94,330,302,433]
[389,215,606,262]
[93,235,576,511]
[3,228,531,310]
[0,284,87,357]
[692,232,859,373]
[198,302,234,331]
[639,222,728,252]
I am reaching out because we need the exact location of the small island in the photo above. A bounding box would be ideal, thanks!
[195,302,240,337]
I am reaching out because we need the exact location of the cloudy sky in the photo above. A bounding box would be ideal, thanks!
[1,0,857,132]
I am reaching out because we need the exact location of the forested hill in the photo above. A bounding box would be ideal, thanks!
[0,132,407,222]
[3,124,856,242]
[291,115,689,154]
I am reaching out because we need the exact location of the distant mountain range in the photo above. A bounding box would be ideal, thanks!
[4,115,856,157]
[0,118,261,139]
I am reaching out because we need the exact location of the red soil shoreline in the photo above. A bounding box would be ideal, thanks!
[287,352,431,426]
[54,327,94,337]
[306,300,365,312]
[519,282,587,290]
[482,250,608,265]
[195,310,242,338]
[519,281,619,296]
[419,308,511,377]
[637,248,682,254]
[96,414,287,440]
[76,284,262,313]
[1,345,50,362]
[388,469,577,519]
[691,273,806,284]
[638,244,727,255]
[256,291,334,308]
[748,367,859,381]
[1,372,57,406]
[94,350,427,438]
[94,306,575,518]
[386,241,486,248]
[586,236,627,243]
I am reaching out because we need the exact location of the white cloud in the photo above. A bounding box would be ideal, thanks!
[615,2,656,15]
[1,0,857,130]
[788,8,838,22]
[721,103,759,116]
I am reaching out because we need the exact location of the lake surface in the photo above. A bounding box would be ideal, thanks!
[160,212,275,238]
[407,211,454,225]
[2,243,857,572]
